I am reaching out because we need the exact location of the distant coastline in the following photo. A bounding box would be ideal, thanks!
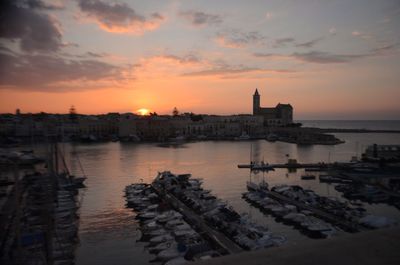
[1,113,399,147]
[298,120,400,131]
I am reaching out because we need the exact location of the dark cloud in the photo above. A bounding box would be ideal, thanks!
[77,0,164,33]
[0,0,63,52]
[254,51,369,63]
[273,37,295,48]
[160,54,201,64]
[295,37,324,48]
[86,51,109,58]
[179,10,222,26]
[26,0,65,10]
[0,52,126,91]
[292,44,398,63]
[182,66,294,77]
[253,53,277,58]
[216,30,265,48]
[370,43,399,54]
[254,44,399,64]
[182,67,258,77]
[291,51,367,63]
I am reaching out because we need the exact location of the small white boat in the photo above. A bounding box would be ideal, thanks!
[174,223,191,231]
[235,133,251,141]
[138,212,157,220]
[157,247,185,261]
[301,174,316,180]
[148,241,177,254]
[266,133,278,142]
[246,181,259,191]
[165,219,184,229]
[144,221,162,231]
[150,234,174,244]
[173,229,197,238]
[165,257,187,265]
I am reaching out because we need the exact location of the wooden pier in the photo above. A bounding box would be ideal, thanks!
[151,183,243,255]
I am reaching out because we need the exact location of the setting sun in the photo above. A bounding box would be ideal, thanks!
[137,108,150,116]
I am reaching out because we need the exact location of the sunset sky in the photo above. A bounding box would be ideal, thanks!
[0,0,399,119]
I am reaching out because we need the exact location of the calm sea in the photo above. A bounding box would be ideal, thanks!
[299,120,400,130]
[30,122,400,265]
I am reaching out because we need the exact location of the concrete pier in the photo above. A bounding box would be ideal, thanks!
[194,227,400,265]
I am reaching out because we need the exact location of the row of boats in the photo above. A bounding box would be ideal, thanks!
[153,172,286,251]
[0,149,44,166]
[270,184,366,230]
[335,183,399,207]
[247,181,397,231]
[124,171,287,264]
[125,183,220,265]
[125,171,398,265]
[1,171,85,265]
[244,181,336,238]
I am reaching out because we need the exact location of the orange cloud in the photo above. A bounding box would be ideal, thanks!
[77,0,165,34]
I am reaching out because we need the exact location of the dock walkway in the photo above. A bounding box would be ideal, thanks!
[152,184,243,254]
[238,162,334,170]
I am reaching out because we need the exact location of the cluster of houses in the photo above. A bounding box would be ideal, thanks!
[0,112,268,142]
[0,89,299,143]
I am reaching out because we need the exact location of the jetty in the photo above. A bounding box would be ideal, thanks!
[238,162,335,170]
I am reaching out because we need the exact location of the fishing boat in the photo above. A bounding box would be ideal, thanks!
[251,161,275,171]
[301,174,316,180]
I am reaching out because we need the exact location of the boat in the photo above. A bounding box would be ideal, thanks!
[146,229,168,237]
[234,132,251,141]
[319,175,342,183]
[165,219,185,229]
[173,229,197,239]
[251,161,274,171]
[144,221,163,231]
[137,212,157,220]
[157,247,185,261]
[165,257,187,265]
[259,180,269,191]
[301,174,316,180]
[150,234,174,244]
[266,133,278,142]
[148,241,177,254]
[246,181,259,191]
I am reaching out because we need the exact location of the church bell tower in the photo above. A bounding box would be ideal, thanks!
[253,89,260,115]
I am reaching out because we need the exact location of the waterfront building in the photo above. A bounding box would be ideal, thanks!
[118,114,139,138]
[253,89,293,126]
[188,115,264,138]
[78,117,118,138]
[134,116,173,141]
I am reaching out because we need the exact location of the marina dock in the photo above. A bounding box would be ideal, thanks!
[151,183,243,254]
[266,190,364,232]
[238,162,335,170]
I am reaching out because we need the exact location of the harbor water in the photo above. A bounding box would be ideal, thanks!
[47,131,400,265]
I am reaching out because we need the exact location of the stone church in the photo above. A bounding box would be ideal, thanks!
[253,89,293,126]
